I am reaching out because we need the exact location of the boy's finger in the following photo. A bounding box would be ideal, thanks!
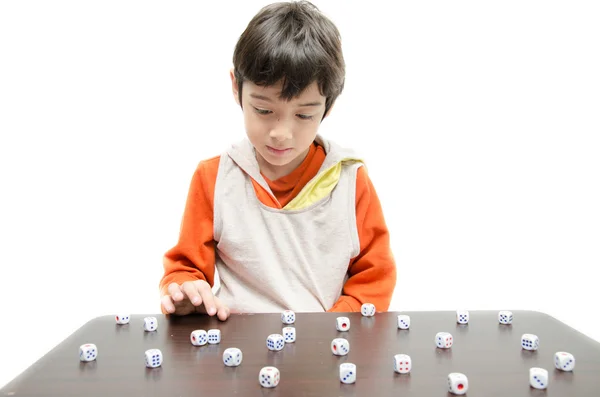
[168,283,183,301]
[213,297,230,321]
[181,282,202,306]
[161,295,175,314]
[197,282,217,316]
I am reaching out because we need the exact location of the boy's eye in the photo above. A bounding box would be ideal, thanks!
[254,107,272,115]
[252,106,313,120]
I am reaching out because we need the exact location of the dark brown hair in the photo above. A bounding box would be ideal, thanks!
[232,1,345,120]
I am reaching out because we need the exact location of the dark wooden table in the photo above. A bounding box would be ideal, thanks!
[2,310,600,396]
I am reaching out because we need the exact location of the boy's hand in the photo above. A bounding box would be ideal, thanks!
[161,280,230,321]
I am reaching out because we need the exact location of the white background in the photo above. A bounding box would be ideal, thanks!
[1,0,599,389]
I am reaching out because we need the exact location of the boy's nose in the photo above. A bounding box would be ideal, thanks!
[269,122,292,141]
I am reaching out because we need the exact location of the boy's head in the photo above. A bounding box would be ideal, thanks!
[230,1,345,176]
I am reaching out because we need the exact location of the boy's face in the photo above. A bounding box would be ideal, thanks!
[230,69,330,179]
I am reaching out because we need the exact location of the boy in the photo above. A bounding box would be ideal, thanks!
[159,1,396,320]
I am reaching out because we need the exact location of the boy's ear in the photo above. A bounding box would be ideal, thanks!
[230,68,241,107]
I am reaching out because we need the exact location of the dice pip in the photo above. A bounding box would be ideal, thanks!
[498,310,513,324]
[361,303,376,317]
[143,316,157,332]
[259,366,280,388]
[79,343,97,362]
[144,348,162,368]
[554,352,575,371]
[208,329,221,344]
[336,316,350,331]
[190,330,208,346]
[266,334,285,351]
[456,310,469,325]
[397,315,410,329]
[448,372,468,395]
[436,332,453,348]
[529,367,548,389]
[223,347,243,367]
[282,327,296,343]
[393,354,411,374]
[521,334,539,351]
[281,310,295,324]
[339,363,357,384]
[115,315,130,324]
[331,338,350,356]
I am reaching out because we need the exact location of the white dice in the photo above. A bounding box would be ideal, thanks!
[144,348,162,368]
[223,347,243,367]
[190,330,208,346]
[115,315,130,324]
[436,332,453,348]
[521,334,539,351]
[282,327,296,343]
[448,372,468,395]
[336,316,350,331]
[259,366,280,388]
[529,367,548,389]
[207,329,221,344]
[266,334,285,351]
[143,316,157,332]
[281,310,295,324]
[397,315,410,329]
[79,343,97,362]
[456,310,469,324]
[498,310,513,324]
[361,303,376,316]
[554,352,575,371]
[393,354,411,374]
[331,338,350,356]
[339,363,357,384]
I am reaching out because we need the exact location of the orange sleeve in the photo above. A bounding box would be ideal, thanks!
[328,165,397,313]
[158,156,220,306]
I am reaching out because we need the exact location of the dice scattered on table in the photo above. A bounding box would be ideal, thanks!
[144,349,162,368]
[190,330,208,346]
[554,352,575,371]
[361,303,376,317]
[331,338,350,356]
[79,343,97,362]
[115,315,130,324]
[282,327,296,343]
[259,366,280,388]
[456,310,469,325]
[529,367,548,389]
[223,347,243,367]
[397,315,410,329]
[339,363,357,384]
[521,334,539,351]
[266,334,285,351]
[336,316,350,331]
[281,310,295,324]
[393,354,411,374]
[143,316,157,332]
[498,310,513,325]
[208,329,221,344]
[448,372,468,395]
[436,332,453,348]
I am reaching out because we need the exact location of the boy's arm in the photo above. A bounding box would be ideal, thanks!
[159,158,220,311]
[327,166,397,312]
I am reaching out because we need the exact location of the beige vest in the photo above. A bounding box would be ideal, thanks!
[213,135,363,313]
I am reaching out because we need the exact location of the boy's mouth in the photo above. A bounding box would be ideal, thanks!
[267,146,292,155]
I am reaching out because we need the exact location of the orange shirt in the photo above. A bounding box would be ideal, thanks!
[160,142,396,313]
